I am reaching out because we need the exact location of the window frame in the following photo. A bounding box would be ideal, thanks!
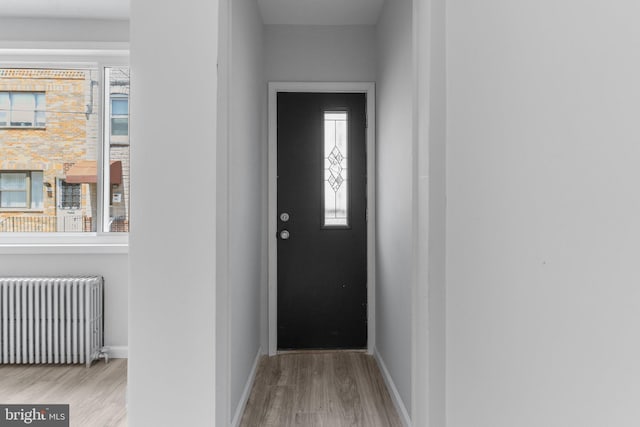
[0,47,129,253]
[322,110,351,228]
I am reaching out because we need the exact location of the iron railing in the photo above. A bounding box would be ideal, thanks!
[0,215,89,232]
[0,215,128,232]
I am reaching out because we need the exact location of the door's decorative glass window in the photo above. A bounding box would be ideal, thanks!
[323,111,349,226]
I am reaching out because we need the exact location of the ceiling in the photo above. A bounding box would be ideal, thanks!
[0,0,384,25]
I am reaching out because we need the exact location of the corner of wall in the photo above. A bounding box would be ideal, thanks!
[374,349,412,427]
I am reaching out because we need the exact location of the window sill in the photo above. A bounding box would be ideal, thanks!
[0,126,46,130]
[0,233,128,255]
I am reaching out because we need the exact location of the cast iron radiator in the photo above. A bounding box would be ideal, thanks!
[0,276,105,367]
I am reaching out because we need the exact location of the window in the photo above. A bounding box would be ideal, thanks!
[105,67,130,232]
[58,180,81,210]
[0,171,43,210]
[0,65,129,235]
[111,96,128,137]
[323,111,349,227]
[0,92,45,127]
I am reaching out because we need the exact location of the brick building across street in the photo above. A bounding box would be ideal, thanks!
[0,67,129,232]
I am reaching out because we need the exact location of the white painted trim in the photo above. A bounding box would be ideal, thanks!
[0,48,129,68]
[105,346,128,359]
[231,347,262,427]
[0,42,129,57]
[267,82,278,356]
[267,82,376,356]
[374,350,412,427]
[0,234,128,254]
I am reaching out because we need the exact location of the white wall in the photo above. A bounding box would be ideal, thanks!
[426,0,447,421]
[227,0,265,424]
[447,0,640,426]
[412,0,447,425]
[265,25,376,82]
[129,0,218,425]
[0,253,128,353]
[0,18,129,43]
[376,0,414,418]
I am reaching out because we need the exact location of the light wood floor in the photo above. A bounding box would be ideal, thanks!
[0,359,127,427]
[239,352,403,427]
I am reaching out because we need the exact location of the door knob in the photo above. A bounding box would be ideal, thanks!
[280,230,290,240]
[280,212,290,222]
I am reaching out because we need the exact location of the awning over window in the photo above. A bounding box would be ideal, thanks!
[65,160,122,185]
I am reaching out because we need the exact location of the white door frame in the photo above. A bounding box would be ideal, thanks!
[268,82,376,356]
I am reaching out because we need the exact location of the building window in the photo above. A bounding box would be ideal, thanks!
[111,96,128,137]
[58,180,81,210]
[0,65,130,234]
[0,92,46,127]
[106,67,130,232]
[0,171,43,210]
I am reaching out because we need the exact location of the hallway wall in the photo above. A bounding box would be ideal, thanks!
[228,0,265,423]
[129,0,218,424]
[375,0,414,419]
[264,25,376,82]
[0,18,128,43]
[447,0,640,426]
[413,0,447,424]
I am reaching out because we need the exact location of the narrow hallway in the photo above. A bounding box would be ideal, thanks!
[239,352,403,427]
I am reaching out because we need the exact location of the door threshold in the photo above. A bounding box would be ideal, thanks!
[276,349,368,355]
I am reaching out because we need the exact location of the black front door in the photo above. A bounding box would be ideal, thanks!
[277,92,367,350]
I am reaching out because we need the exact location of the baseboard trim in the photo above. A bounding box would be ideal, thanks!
[231,347,262,427]
[374,349,412,427]
[105,346,128,359]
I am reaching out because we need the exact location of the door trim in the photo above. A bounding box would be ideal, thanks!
[268,82,376,356]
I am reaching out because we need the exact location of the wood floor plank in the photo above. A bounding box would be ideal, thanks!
[294,412,322,427]
[0,359,127,427]
[239,352,403,427]
[353,354,404,427]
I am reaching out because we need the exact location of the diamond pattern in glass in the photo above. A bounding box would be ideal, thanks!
[328,146,345,192]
